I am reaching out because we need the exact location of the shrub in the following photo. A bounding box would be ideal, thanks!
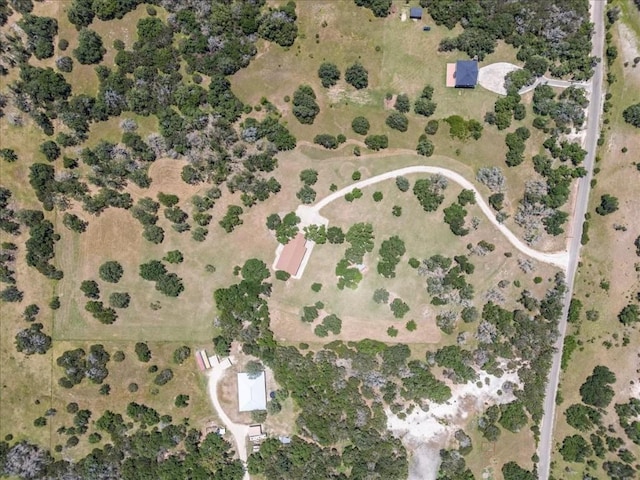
[385,112,409,132]
[387,326,398,337]
[364,135,388,151]
[109,292,130,309]
[135,342,151,362]
[154,368,174,386]
[275,270,291,281]
[390,298,410,318]
[406,320,417,331]
[373,191,383,202]
[311,283,322,292]
[394,94,411,113]
[425,120,439,135]
[313,134,338,149]
[352,171,362,181]
[40,141,60,162]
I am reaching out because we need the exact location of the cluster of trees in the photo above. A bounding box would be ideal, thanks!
[266,212,299,244]
[139,260,184,297]
[313,133,345,149]
[1,415,244,478]
[623,103,640,128]
[486,90,526,130]
[56,345,110,388]
[23,210,64,279]
[353,0,392,18]
[377,235,406,278]
[424,0,595,79]
[413,175,448,212]
[414,84,437,117]
[364,134,388,151]
[258,2,298,47]
[505,127,531,167]
[18,14,58,60]
[533,84,588,133]
[292,85,319,124]
[445,115,483,140]
[418,254,475,310]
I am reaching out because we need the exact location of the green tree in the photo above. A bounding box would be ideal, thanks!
[318,62,340,88]
[413,177,446,212]
[416,135,434,156]
[39,141,60,162]
[99,261,123,283]
[390,298,410,318]
[299,169,318,185]
[579,365,616,408]
[135,342,151,362]
[385,112,408,132]
[292,85,320,124]
[499,401,528,432]
[394,94,410,113]
[74,29,106,64]
[364,134,388,151]
[109,292,130,309]
[623,103,640,127]
[595,194,619,215]
[618,304,639,325]
[80,280,100,299]
[560,434,592,462]
[345,62,368,89]
[245,360,264,379]
[351,116,370,135]
[564,403,601,431]
[163,250,183,264]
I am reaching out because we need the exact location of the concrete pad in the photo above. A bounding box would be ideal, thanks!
[445,63,456,87]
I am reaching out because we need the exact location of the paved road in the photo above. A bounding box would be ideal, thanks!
[298,165,569,269]
[536,1,605,478]
[518,76,590,95]
[207,366,250,480]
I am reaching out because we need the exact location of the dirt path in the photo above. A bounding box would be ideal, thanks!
[296,164,569,270]
[206,366,250,480]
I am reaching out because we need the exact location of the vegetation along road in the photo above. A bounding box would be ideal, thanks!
[537,0,606,478]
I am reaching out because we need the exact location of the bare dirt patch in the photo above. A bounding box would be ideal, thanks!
[388,372,521,480]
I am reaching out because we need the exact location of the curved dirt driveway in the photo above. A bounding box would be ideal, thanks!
[207,368,250,480]
[306,165,569,269]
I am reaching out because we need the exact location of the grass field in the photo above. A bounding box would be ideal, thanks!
[270,164,560,349]
[231,0,571,253]
[0,1,590,475]
[550,3,640,476]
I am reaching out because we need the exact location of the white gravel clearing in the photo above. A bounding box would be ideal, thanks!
[478,62,521,95]
[387,372,520,480]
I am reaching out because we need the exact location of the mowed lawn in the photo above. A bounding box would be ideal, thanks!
[232,0,508,152]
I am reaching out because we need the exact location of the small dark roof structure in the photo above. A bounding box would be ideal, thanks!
[454,60,479,88]
[409,7,423,19]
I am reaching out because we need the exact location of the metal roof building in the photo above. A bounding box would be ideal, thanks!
[237,372,267,412]
[455,60,479,88]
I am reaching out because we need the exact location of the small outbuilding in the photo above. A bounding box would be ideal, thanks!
[454,60,479,88]
[237,372,267,412]
[409,7,423,20]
